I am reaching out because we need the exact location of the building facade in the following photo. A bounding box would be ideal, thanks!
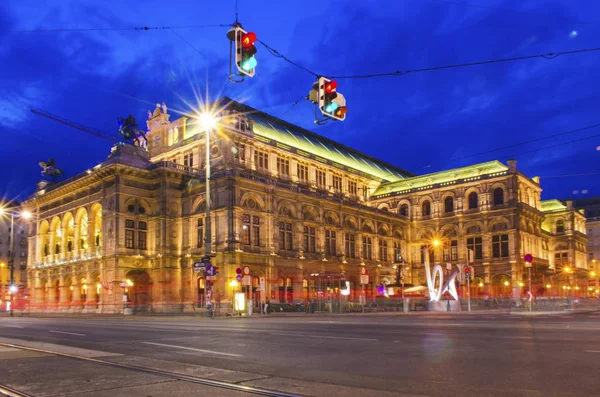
[23,99,590,313]
[571,197,600,287]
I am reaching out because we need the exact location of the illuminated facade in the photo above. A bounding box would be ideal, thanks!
[23,99,589,313]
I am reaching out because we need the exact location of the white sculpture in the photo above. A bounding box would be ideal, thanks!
[162,102,167,114]
[424,248,459,301]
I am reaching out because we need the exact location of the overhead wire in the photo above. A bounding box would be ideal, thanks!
[499,132,600,160]
[450,123,600,162]
[4,24,233,33]
[258,40,320,77]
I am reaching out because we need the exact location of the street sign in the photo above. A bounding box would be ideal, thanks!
[236,274,243,282]
[236,267,242,275]
[360,267,368,276]
[524,253,533,264]
[243,275,252,286]
[243,266,250,275]
[193,262,206,273]
[206,264,215,277]
[527,291,533,302]
[360,274,369,285]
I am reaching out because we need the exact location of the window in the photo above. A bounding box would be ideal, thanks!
[242,214,260,246]
[183,153,194,168]
[303,226,316,253]
[138,221,147,250]
[493,187,504,206]
[236,144,246,161]
[254,150,269,170]
[345,233,355,258]
[125,219,146,250]
[556,220,564,234]
[468,192,478,209]
[378,239,388,261]
[332,175,342,192]
[443,240,458,261]
[492,234,509,258]
[325,230,337,256]
[444,196,454,213]
[279,222,293,251]
[589,252,594,260]
[362,236,373,260]
[393,242,402,263]
[555,252,568,266]
[348,180,357,195]
[316,170,326,189]
[196,218,204,248]
[400,204,409,217]
[125,219,135,249]
[277,157,290,177]
[467,237,483,260]
[297,164,308,182]
[422,200,431,217]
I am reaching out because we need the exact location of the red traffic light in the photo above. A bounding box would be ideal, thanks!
[324,80,337,94]
[241,32,257,47]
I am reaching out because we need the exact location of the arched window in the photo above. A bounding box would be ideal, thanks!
[422,200,431,217]
[468,192,478,209]
[444,196,454,213]
[400,204,409,217]
[556,220,564,234]
[493,187,504,206]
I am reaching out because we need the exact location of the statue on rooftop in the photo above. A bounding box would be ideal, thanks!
[117,114,148,148]
[39,158,65,181]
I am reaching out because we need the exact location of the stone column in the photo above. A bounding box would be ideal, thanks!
[72,281,81,312]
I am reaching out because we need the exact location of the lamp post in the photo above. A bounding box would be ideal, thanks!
[0,207,32,317]
[199,112,217,318]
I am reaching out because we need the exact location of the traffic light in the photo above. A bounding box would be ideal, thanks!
[232,26,257,77]
[316,77,347,121]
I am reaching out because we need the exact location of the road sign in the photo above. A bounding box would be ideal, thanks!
[120,281,127,288]
[360,274,369,285]
[243,275,252,286]
[193,262,206,273]
[236,267,242,275]
[527,291,533,302]
[243,266,250,275]
[206,264,215,277]
[524,253,533,263]
[236,274,243,282]
[360,267,368,276]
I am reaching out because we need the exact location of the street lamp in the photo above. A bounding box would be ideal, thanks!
[0,206,32,317]
[198,110,217,317]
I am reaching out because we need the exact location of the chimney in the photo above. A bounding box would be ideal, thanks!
[507,159,517,174]
[566,200,573,210]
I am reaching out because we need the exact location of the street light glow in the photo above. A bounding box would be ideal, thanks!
[432,239,440,247]
[199,112,217,130]
[21,210,32,219]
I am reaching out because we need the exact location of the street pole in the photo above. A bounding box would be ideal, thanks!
[204,126,213,318]
[467,273,471,312]
[528,267,532,312]
[9,213,14,317]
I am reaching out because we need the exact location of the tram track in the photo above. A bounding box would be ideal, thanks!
[0,342,303,397]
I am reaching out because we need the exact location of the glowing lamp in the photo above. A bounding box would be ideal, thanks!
[241,32,257,47]
[324,102,339,114]
[334,106,347,118]
[241,57,258,72]
[324,80,338,94]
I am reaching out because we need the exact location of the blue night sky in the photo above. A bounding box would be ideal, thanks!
[1,0,599,202]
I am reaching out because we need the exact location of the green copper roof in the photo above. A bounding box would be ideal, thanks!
[541,199,567,212]
[217,98,414,181]
[373,160,509,196]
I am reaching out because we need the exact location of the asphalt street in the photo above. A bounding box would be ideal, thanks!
[1,312,600,397]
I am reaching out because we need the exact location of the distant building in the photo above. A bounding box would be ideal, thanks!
[0,201,29,299]
[571,197,600,274]
[22,98,590,313]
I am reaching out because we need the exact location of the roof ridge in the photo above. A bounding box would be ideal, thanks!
[218,97,415,178]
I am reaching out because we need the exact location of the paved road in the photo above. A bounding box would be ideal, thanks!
[1,312,600,396]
